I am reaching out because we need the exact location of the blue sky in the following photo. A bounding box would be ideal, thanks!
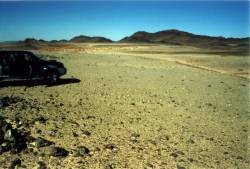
[0,1,249,41]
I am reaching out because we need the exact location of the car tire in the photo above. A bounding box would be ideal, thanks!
[46,71,59,84]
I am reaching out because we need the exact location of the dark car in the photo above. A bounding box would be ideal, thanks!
[0,51,66,84]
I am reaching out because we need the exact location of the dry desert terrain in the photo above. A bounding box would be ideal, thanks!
[0,43,249,169]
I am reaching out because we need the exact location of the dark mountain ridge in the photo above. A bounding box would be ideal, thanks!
[0,29,249,52]
[119,29,249,48]
[69,35,113,43]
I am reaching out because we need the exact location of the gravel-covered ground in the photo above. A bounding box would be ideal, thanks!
[0,44,249,169]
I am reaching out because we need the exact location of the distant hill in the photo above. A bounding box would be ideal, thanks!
[50,39,68,43]
[70,35,113,43]
[3,38,50,50]
[22,38,48,48]
[0,30,248,54]
[119,29,249,48]
[0,38,71,50]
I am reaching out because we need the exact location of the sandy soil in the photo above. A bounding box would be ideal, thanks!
[0,44,249,169]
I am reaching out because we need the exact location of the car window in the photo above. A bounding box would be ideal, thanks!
[30,53,41,61]
[8,53,17,62]
[0,53,3,65]
[2,57,7,65]
[0,53,7,65]
[0,57,2,65]
[8,52,28,64]
[24,53,32,62]
[14,52,25,63]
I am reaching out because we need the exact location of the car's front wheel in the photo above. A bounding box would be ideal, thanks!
[46,71,59,84]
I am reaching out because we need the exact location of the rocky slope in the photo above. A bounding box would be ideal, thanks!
[119,29,249,49]
[70,35,113,43]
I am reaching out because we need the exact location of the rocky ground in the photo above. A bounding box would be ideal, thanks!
[0,44,249,168]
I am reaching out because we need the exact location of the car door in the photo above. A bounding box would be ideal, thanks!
[26,52,43,77]
[0,52,9,77]
[8,52,31,78]
[0,52,3,77]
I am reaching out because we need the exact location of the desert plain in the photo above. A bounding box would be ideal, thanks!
[0,43,249,168]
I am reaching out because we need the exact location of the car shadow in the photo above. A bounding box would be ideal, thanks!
[0,78,81,88]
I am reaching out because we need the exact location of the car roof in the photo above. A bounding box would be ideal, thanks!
[0,50,33,53]
[0,51,36,60]
[0,50,34,55]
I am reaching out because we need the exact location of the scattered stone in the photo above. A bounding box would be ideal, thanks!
[33,151,38,156]
[0,116,54,155]
[50,147,69,157]
[148,139,157,146]
[145,163,154,169]
[105,164,114,169]
[131,102,136,106]
[170,152,178,158]
[206,103,213,107]
[86,115,95,119]
[36,129,42,134]
[187,139,195,144]
[164,135,170,141]
[208,137,214,141]
[0,117,27,154]
[82,130,91,136]
[176,151,185,155]
[37,161,47,169]
[14,117,22,128]
[104,144,116,151]
[131,133,140,143]
[73,146,90,157]
[177,165,186,169]
[236,156,243,160]
[29,137,53,148]
[33,116,47,124]
[72,132,78,137]
[4,128,16,142]
[77,160,83,164]
[9,158,21,169]
[187,158,194,163]
[0,96,24,108]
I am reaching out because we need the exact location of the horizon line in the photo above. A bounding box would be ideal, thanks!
[1,29,250,43]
